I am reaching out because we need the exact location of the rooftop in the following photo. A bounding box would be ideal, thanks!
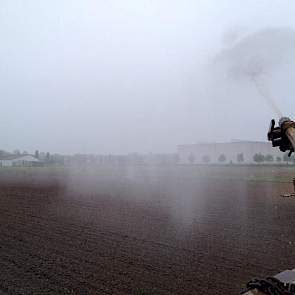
[0,154,38,161]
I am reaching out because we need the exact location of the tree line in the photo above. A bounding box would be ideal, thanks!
[188,152,293,164]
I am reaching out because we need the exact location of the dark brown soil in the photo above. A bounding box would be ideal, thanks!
[1,166,295,295]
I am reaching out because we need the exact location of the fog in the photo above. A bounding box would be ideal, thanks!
[2,3,295,291]
[1,1,295,154]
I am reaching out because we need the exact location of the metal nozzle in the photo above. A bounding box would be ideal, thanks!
[279,117,292,127]
[268,117,295,156]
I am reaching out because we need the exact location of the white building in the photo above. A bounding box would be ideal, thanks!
[178,141,285,164]
[0,155,39,167]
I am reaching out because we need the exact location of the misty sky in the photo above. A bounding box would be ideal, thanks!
[1,0,295,154]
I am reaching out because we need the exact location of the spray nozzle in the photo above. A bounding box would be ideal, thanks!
[279,117,292,127]
[268,117,295,156]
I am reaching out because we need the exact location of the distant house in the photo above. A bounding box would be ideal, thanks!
[0,155,40,167]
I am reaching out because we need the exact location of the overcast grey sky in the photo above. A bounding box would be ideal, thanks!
[1,0,295,154]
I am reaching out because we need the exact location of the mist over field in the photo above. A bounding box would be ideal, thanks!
[1,0,295,154]
[2,1,295,295]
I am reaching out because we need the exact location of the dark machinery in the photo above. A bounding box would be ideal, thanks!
[268,117,295,156]
[240,117,295,295]
[241,270,295,295]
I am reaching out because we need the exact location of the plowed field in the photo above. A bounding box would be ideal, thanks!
[0,166,295,295]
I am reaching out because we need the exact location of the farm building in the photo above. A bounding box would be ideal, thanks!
[178,141,284,164]
[0,155,40,167]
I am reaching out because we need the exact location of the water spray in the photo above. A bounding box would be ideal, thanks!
[251,74,283,118]
[244,62,283,117]
[216,28,295,120]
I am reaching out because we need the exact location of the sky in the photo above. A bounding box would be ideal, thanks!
[1,0,295,154]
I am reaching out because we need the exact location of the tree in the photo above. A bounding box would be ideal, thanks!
[46,152,50,162]
[288,154,295,164]
[188,153,195,164]
[283,152,290,164]
[218,154,226,163]
[265,154,274,162]
[13,149,21,156]
[276,156,282,163]
[253,153,265,164]
[237,153,244,163]
[202,155,210,164]
[35,150,39,159]
[0,150,9,157]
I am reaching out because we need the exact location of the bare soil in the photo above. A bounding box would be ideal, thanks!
[1,166,295,295]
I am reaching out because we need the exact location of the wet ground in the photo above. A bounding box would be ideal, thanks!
[0,166,295,294]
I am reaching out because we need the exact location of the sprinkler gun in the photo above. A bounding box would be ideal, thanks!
[268,117,295,156]
[241,119,295,294]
